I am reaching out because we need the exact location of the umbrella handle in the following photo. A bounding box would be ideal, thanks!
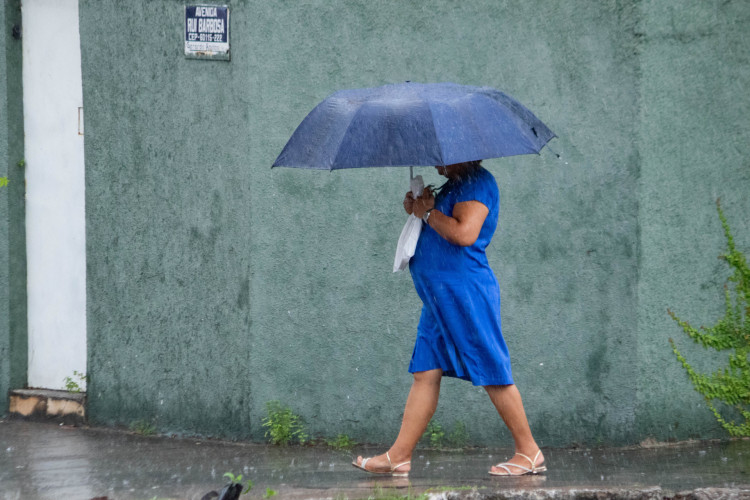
[410,166,413,181]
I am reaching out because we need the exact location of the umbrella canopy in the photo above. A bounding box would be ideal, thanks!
[272,82,555,170]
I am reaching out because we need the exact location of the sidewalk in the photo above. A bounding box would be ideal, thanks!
[0,420,748,500]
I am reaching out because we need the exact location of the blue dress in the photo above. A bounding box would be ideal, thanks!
[408,167,513,386]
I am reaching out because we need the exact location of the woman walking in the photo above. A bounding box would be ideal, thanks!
[353,160,545,477]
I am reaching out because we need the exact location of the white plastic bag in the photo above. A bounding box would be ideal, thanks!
[393,175,424,272]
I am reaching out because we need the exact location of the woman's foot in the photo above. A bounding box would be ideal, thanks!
[489,449,546,476]
[352,451,411,476]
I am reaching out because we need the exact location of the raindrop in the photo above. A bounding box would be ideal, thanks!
[6,447,13,452]
[721,456,728,462]
[698,450,707,456]
[539,363,544,366]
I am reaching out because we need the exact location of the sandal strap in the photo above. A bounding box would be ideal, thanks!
[385,452,411,472]
[516,450,542,468]
[494,461,532,474]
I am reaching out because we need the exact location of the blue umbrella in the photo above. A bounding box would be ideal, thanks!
[272,82,555,171]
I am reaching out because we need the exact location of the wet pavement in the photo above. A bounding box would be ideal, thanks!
[0,420,748,500]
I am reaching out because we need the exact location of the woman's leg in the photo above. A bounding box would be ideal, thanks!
[355,368,442,473]
[484,384,544,473]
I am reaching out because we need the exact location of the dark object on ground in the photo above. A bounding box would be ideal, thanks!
[201,482,243,500]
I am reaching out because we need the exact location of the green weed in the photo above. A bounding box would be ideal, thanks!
[263,487,278,498]
[669,199,750,436]
[63,371,88,393]
[326,433,357,450]
[422,421,444,448]
[223,472,254,494]
[129,419,157,436]
[262,400,308,446]
[447,421,469,448]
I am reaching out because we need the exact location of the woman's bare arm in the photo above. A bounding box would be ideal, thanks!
[424,201,488,247]
[411,188,489,247]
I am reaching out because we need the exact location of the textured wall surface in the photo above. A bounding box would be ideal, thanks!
[636,1,750,440]
[0,0,26,417]
[77,0,749,446]
[0,0,9,416]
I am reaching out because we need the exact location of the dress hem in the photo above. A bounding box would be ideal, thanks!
[408,366,514,387]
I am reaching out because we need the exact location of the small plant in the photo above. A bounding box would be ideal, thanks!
[422,421,444,448]
[669,199,750,437]
[262,400,308,446]
[0,176,8,187]
[223,472,254,495]
[447,421,469,448]
[63,371,88,393]
[129,419,157,436]
[263,487,278,498]
[17,159,25,168]
[326,433,357,450]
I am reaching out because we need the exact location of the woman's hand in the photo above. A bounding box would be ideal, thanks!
[403,191,415,215]
[412,187,435,219]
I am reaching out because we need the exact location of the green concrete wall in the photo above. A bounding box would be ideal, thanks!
[636,1,750,440]
[0,0,26,416]
[0,0,8,416]
[76,0,749,447]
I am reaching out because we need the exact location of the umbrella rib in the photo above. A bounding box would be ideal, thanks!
[425,100,446,166]
[327,104,362,170]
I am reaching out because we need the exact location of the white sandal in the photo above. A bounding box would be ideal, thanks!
[352,451,411,477]
[489,449,546,476]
